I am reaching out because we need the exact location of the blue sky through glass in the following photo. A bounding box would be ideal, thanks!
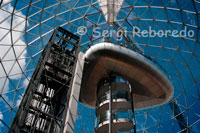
[0,0,200,132]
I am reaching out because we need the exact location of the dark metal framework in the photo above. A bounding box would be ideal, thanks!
[10,27,80,133]
[169,99,190,133]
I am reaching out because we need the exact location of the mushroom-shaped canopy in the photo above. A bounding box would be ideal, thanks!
[80,42,174,109]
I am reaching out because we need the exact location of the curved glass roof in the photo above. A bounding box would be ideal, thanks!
[0,0,200,132]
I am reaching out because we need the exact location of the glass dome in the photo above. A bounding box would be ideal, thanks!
[0,0,200,132]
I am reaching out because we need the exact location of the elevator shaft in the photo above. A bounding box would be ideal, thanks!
[10,27,80,133]
[95,77,136,133]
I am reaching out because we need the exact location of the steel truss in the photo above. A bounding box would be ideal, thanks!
[10,27,80,133]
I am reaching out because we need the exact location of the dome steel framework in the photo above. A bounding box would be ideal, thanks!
[0,0,200,132]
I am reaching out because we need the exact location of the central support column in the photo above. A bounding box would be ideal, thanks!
[95,76,135,133]
[109,82,112,133]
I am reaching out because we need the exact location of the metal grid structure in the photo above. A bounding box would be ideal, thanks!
[0,0,200,132]
[10,27,80,132]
